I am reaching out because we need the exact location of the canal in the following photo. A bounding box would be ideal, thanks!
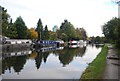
[2,44,102,79]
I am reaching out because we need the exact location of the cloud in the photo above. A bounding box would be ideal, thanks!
[1,0,118,36]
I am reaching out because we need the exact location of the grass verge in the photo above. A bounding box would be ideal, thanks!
[117,49,120,56]
[112,44,120,56]
[80,44,108,79]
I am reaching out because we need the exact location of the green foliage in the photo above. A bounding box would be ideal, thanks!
[94,36,101,43]
[80,44,108,79]
[116,18,120,48]
[6,19,18,38]
[102,17,120,48]
[88,36,106,44]
[75,28,87,40]
[43,25,50,40]
[1,6,88,41]
[102,17,118,42]
[2,55,27,73]
[57,20,87,41]
[36,19,43,40]
[58,20,77,41]
[112,44,120,56]
[0,6,29,39]
[49,32,57,41]
[53,47,86,66]
[35,52,42,69]
[0,6,10,36]
[94,36,106,44]
[59,33,68,41]
[14,16,28,39]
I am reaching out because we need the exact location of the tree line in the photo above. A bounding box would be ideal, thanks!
[57,20,87,41]
[1,6,88,42]
[102,17,120,48]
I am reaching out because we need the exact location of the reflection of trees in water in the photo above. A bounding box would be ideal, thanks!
[34,51,50,69]
[2,46,87,74]
[73,47,86,57]
[43,52,50,63]
[28,51,38,59]
[2,55,27,74]
[59,48,75,67]
[2,50,51,74]
[53,47,86,66]
[13,56,26,73]
[35,52,43,69]
[52,50,61,56]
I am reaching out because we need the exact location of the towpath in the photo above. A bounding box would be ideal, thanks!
[103,44,120,80]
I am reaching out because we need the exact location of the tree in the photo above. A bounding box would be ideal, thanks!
[0,6,10,36]
[29,28,38,41]
[43,25,49,40]
[102,17,118,42]
[94,36,101,43]
[36,19,43,40]
[49,31,57,41]
[75,28,87,40]
[6,19,18,38]
[80,28,87,40]
[59,33,68,41]
[58,20,77,41]
[14,16,28,39]
[102,17,120,47]
[75,28,82,40]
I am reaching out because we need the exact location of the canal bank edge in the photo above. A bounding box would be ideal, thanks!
[80,44,108,79]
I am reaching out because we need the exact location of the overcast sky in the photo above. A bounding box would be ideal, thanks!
[1,0,118,37]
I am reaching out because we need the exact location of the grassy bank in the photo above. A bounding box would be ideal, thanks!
[80,44,108,79]
[112,44,120,56]
[117,49,120,56]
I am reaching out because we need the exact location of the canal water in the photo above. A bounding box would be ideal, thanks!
[2,44,102,79]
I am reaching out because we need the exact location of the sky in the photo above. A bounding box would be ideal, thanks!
[0,0,118,37]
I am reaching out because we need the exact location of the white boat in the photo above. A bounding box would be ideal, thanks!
[68,40,78,45]
[68,41,79,48]
[68,40,86,48]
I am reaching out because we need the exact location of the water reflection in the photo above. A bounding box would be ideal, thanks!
[55,47,86,67]
[2,55,27,74]
[2,44,102,79]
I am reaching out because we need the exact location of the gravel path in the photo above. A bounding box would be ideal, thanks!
[103,44,120,80]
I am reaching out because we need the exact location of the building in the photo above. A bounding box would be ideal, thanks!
[52,25,58,32]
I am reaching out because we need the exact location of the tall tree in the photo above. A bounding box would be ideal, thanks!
[75,28,87,40]
[102,17,120,47]
[102,17,118,42]
[7,19,18,38]
[79,28,87,40]
[36,19,43,40]
[58,20,76,41]
[0,6,10,36]
[43,25,49,40]
[14,16,28,39]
